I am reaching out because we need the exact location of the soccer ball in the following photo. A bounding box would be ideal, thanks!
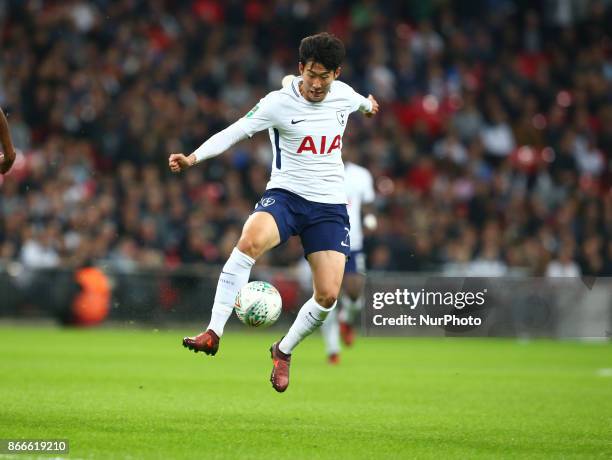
[234,281,282,327]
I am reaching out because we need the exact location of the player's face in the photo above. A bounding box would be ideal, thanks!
[299,61,340,102]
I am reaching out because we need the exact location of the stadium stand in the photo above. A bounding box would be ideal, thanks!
[0,0,610,277]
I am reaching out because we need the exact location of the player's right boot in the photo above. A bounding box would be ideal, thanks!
[270,342,291,392]
[182,329,220,356]
[339,321,355,347]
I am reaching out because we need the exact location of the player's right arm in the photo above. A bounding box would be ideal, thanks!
[0,108,16,174]
[169,93,279,173]
[169,122,248,172]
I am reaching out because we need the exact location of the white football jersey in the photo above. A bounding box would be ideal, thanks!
[345,162,375,251]
[236,77,371,204]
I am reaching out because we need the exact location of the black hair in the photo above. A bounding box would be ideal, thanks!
[299,32,345,71]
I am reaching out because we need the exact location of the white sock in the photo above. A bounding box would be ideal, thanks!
[320,307,340,356]
[339,294,364,324]
[338,296,351,323]
[352,295,365,323]
[279,297,335,355]
[207,247,255,336]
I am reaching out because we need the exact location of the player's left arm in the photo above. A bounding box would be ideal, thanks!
[363,95,379,118]
[0,108,17,174]
[350,88,379,118]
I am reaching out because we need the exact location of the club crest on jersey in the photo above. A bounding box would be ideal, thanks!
[260,197,275,207]
[336,110,347,126]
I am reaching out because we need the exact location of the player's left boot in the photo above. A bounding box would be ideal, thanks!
[270,342,291,392]
[339,321,355,347]
[328,353,340,365]
[182,329,220,356]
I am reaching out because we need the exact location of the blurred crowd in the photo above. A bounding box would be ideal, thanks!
[0,0,611,276]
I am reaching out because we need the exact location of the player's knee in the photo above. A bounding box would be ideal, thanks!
[314,290,338,308]
[237,235,265,259]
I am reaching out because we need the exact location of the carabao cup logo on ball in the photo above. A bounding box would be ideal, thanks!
[235,281,282,327]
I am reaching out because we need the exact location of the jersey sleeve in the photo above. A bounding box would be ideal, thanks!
[349,89,373,114]
[192,121,248,163]
[362,170,376,204]
[236,92,280,137]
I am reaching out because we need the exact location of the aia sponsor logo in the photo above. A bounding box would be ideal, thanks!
[297,135,341,154]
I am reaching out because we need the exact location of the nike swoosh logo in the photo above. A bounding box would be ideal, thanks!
[291,119,306,124]
[308,312,324,324]
[341,241,350,247]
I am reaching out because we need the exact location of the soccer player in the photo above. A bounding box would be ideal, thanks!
[278,78,377,363]
[169,32,379,392]
[0,108,16,174]
[320,153,376,364]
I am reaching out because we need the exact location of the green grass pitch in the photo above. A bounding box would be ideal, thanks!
[1,326,611,459]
